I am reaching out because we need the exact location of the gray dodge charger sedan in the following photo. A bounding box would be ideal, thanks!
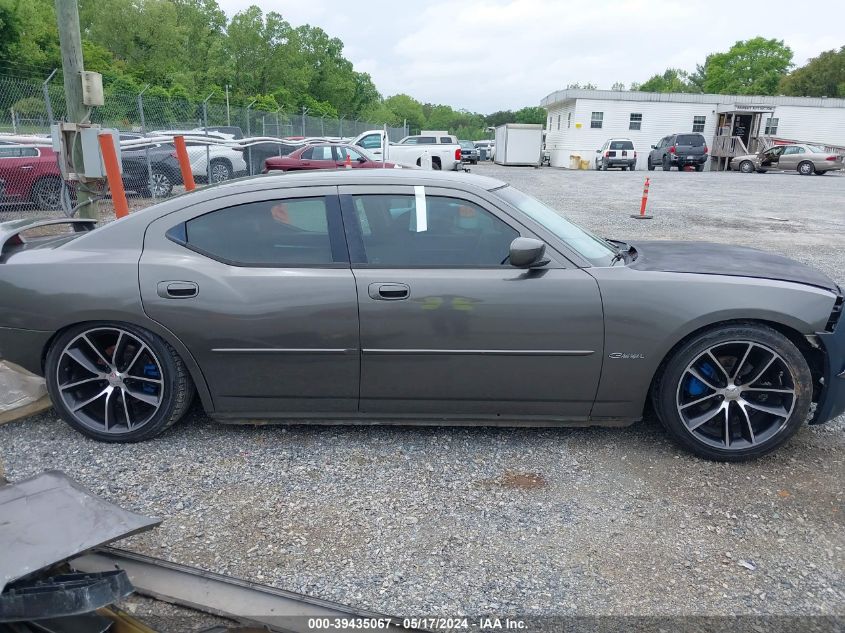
[0,170,843,460]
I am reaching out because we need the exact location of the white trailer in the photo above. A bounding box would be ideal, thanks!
[493,123,543,166]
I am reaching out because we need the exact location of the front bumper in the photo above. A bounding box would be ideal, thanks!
[811,322,845,424]
[0,326,52,376]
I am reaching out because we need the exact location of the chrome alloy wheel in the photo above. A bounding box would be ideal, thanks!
[56,327,164,434]
[675,341,797,450]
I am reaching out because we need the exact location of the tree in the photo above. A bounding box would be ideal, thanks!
[0,2,22,65]
[383,94,425,132]
[780,46,845,97]
[565,82,597,89]
[610,81,625,91]
[636,68,699,93]
[513,106,546,124]
[700,37,793,95]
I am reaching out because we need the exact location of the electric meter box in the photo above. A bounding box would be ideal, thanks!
[50,123,121,179]
[80,71,104,107]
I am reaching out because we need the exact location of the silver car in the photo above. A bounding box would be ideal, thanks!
[0,170,843,461]
[733,144,845,175]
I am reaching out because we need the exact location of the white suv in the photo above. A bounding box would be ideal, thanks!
[595,138,637,171]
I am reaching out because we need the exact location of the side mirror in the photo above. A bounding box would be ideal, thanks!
[357,156,367,163]
[595,149,601,153]
[650,145,656,149]
[509,237,549,268]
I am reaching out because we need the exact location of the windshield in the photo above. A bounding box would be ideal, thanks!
[356,146,378,161]
[493,186,617,266]
[460,141,474,150]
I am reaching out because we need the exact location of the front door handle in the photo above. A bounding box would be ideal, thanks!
[157,281,198,299]
[368,282,409,301]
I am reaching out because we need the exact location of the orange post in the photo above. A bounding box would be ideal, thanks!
[173,135,196,192]
[98,133,129,219]
[631,177,653,220]
[345,154,352,169]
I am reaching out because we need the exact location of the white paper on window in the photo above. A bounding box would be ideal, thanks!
[414,185,427,232]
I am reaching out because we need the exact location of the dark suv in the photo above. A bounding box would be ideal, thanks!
[648,133,708,171]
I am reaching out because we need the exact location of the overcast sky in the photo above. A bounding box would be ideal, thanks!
[217,0,843,113]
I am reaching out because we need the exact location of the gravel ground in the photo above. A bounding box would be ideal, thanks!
[0,165,843,621]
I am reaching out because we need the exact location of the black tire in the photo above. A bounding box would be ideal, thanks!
[45,322,195,442]
[662,156,671,171]
[694,164,704,172]
[621,166,628,171]
[797,161,815,176]
[31,177,64,211]
[739,160,755,174]
[209,159,233,182]
[629,164,636,171]
[647,158,655,171]
[653,324,812,461]
[431,158,442,170]
[601,161,608,171]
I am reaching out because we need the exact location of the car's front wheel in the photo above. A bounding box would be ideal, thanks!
[45,323,195,442]
[739,160,755,173]
[654,324,812,461]
[647,158,655,171]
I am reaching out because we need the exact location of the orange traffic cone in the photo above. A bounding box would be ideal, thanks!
[345,154,352,169]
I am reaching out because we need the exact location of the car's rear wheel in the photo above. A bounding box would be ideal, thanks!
[601,161,608,171]
[694,164,704,172]
[739,160,755,174]
[31,177,64,211]
[797,161,815,176]
[209,159,232,182]
[654,324,812,461]
[46,323,195,442]
[662,156,671,171]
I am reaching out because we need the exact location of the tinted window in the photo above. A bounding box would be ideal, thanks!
[357,134,382,149]
[401,137,436,145]
[348,194,518,267]
[0,146,38,158]
[306,146,334,160]
[439,137,452,143]
[184,198,336,266]
[609,140,634,150]
[676,134,705,147]
[782,146,804,155]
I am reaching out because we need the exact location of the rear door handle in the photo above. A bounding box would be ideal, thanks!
[157,281,198,299]
[368,282,409,301]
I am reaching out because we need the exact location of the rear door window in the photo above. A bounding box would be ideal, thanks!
[181,197,345,266]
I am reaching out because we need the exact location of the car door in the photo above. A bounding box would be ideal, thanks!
[138,187,360,415]
[0,146,37,202]
[355,133,385,159]
[778,146,804,170]
[339,184,604,419]
[296,145,336,170]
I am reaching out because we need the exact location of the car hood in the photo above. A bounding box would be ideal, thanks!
[627,240,839,293]
[733,153,759,161]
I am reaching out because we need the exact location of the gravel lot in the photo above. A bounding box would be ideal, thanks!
[1,165,843,622]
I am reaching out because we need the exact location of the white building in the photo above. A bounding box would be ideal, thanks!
[541,89,845,169]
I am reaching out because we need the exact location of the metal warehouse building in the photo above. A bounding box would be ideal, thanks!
[541,89,845,169]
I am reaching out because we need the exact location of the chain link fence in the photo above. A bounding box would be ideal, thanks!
[0,73,408,220]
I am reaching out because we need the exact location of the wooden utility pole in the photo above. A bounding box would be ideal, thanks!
[55,0,97,219]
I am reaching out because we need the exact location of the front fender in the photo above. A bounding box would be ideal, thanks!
[588,268,837,419]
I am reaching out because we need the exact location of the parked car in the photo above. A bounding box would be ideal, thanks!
[595,138,637,171]
[351,130,462,171]
[148,130,247,182]
[648,133,708,171]
[474,140,494,161]
[459,141,479,165]
[120,143,184,198]
[0,143,64,210]
[732,144,845,175]
[263,143,398,172]
[1,170,843,461]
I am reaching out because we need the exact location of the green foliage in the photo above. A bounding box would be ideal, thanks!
[780,46,845,98]
[0,1,22,64]
[700,37,793,95]
[11,95,46,117]
[635,68,700,93]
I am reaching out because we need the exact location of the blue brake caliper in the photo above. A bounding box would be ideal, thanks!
[687,361,718,397]
[142,363,160,394]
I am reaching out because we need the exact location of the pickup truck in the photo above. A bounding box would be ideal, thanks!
[351,130,462,171]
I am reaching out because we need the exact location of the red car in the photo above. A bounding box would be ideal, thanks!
[263,143,398,172]
[0,143,64,210]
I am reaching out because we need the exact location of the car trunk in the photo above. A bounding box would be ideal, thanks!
[673,134,707,158]
[0,218,96,263]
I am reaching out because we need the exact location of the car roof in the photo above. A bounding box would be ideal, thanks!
[244,169,507,190]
